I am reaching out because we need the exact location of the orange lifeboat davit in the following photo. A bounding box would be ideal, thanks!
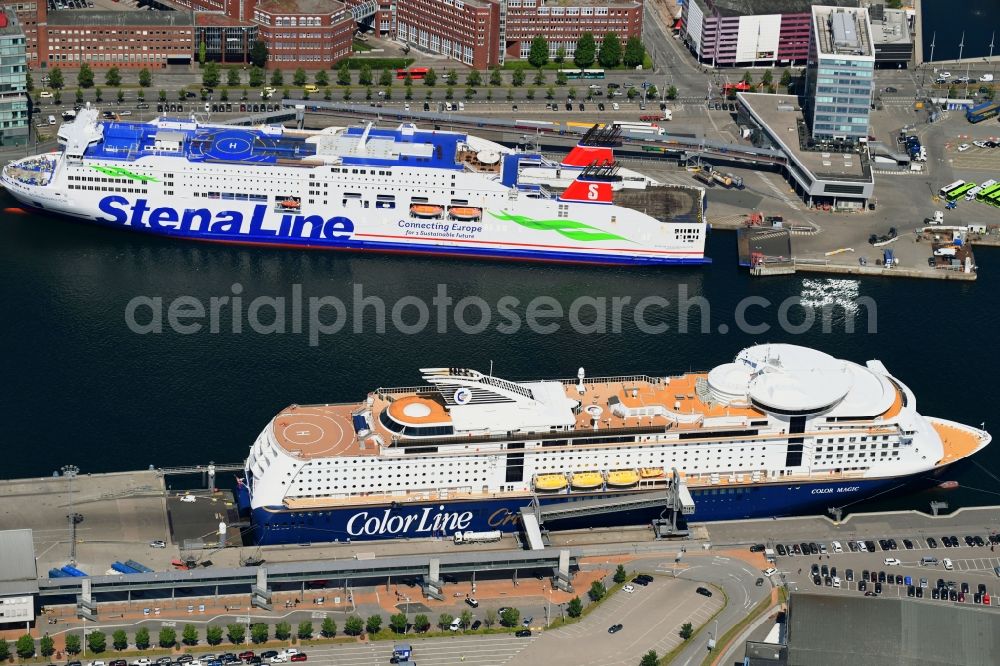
[280,198,301,210]
[448,206,482,221]
[410,204,444,218]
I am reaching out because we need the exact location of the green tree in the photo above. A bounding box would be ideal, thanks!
[297,621,313,640]
[640,649,659,666]
[206,625,223,646]
[270,68,284,86]
[75,88,84,104]
[105,66,122,87]
[533,68,546,86]
[365,615,382,635]
[137,89,145,101]
[77,63,94,89]
[198,40,207,65]
[337,62,351,86]
[365,86,373,100]
[466,69,482,87]
[424,68,437,86]
[679,622,693,640]
[40,634,55,658]
[135,627,150,650]
[249,40,268,68]
[64,635,80,655]
[293,68,307,86]
[613,565,628,584]
[220,89,228,101]
[16,634,35,659]
[159,627,177,648]
[359,64,373,86]
[53,90,61,105]
[599,33,622,67]
[324,88,333,100]
[780,68,792,88]
[139,67,152,87]
[226,624,245,644]
[545,85,555,100]
[589,580,607,601]
[445,86,454,100]
[0,639,8,661]
[389,613,407,634]
[575,32,596,68]
[464,86,474,99]
[646,84,658,99]
[511,65,525,87]
[158,88,166,102]
[556,70,568,86]
[484,609,497,628]
[314,69,328,87]
[506,87,514,101]
[384,86,393,100]
[182,624,198,646]
[500,608,520,627]
[379,68,392,87]
[203,62,220,88]
[437,613,454,630]
[555,46,566,64]
[86,631,106,655]
[459,609,473,630]
[117,88,125,103]
[626,87,638,100]
[741,70,753,85]
[761,69,773,86]
[489,67,503,86]
[666,85,678,100]
[405,86,414,100]
[567,597,583,618]
[344,615,364,636]
[567,86,576,99]
[446,68,458,86]
[227,67,241,87]
[413,614,430,633]
[48,67,64,89]
[249,66,264,87]
[274,622,291,641]
[320,617,337,638]
[623,36,646,68]
[529,35,549,68]
[250,623,268,644]
[343,87,352,100]
[25,69,32,92]
[401,71,411,87]
[526,87,535,100]
[486,88,493,101]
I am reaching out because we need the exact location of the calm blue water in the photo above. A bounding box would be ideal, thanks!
[1,194,998,515]
[921,0,996,62]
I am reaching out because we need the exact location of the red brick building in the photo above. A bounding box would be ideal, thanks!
[1,0,46,67]
[394,0,643,70]
[252,0,354,68]
[45,10,195,68]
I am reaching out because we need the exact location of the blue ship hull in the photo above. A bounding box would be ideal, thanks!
[237,472,943,546]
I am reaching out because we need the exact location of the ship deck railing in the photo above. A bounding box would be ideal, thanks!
[389,422,673,448]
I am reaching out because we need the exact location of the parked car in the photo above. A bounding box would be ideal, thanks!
[515,629,532,637]
[608,623,623,634]
[884,558,901,566]
[289,656,306,663]
[622,584,635,593]
[465,597,479,608]
[696,587,713,597]
[958,143,971,152]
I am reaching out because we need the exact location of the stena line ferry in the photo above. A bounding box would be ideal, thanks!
[236,344,990,545]
[0,108,707,265]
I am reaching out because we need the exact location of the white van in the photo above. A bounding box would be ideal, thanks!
[832,541,843,553]
[943,558,954,570]
[458,101,465,111]
[47,115,56,125]
[450,617,462,631]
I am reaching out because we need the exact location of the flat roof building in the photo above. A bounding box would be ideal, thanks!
[0,8,28,148]
[682,0,857,68]
[868,5,913,68]
[46,10,196,67]
[0,529,38,626]
[805,5,874,144]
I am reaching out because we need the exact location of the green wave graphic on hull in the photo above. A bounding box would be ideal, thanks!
[488,211,632,243]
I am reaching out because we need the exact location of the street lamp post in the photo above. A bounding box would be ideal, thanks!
[61,465,81,566]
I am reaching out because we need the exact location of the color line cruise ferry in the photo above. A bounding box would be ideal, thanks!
[236,344,990,545]
[0,108,707,265]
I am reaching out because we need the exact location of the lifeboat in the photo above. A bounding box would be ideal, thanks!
[639,467,665,479]
[410,204,444,218]
[280,198,301,209]
[534,473,568,492]
[607,469,640,488]
[570,471,604,490]
[449,206,482,221]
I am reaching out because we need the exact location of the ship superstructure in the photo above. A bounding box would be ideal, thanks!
[238,344,990,544]
[1,109,707,265]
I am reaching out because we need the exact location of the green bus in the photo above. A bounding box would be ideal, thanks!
[986,187,1000,208]
[946,182,977,201]
[557,69,606,80]
[976,182,1000,202]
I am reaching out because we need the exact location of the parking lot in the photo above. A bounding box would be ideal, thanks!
[950,141,1000,172]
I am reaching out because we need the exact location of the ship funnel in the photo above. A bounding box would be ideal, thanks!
[576,367,586,395]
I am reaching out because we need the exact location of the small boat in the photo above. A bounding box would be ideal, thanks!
[639,467,664,479]
[410,204,444,218]
[606,469,640,487]
[570,471,604,490]
[449,206,482,220]
[534,473,568,492]
[280,198,301,209]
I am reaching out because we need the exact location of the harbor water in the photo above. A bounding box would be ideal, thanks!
[1,196,998,516]
[921,0,997,62]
